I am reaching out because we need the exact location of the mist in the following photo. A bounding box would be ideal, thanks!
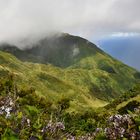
[0,0,140,46]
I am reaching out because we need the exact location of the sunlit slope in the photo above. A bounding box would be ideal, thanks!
[104,83,140,115]
[0,51,107,112]
[0,33,140,103]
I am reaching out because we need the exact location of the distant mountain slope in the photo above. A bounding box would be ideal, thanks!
[0,33,140,105]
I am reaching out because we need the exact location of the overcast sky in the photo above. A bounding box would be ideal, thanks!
[0,0,140,43]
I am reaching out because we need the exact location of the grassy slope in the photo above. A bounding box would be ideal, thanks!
[0,50,139,112]
[0,51,107,113]
[116,95,140,110]
[0,34,140,111]
[104,83,140,114]
[1,34,139,102]
[67,53,138,100]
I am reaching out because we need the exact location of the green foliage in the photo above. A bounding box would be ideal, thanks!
[118,100,140,114]
[0,76,140,139]
[0,34,140,139]
[0,33,139,107]
[134,72,140,79]
[98,61,116,74]
[105,83,140,110]
[24,105,39,117]
[63,110,101,135]
[57,98,70,111]
[1,128,18,140]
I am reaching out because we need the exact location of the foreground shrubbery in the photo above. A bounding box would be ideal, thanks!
[105,84,140,110]
[0,76,140,139]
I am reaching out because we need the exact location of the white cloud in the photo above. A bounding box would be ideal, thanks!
[111,32,140,38]
[72,47,80,57]
[0,0,140,44]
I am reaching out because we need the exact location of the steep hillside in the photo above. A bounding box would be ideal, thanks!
[0,33,103,67]
[0,33,140,101]
[0,51,107,112]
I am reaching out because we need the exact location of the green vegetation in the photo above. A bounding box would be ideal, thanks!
[0,33,140,105]
[105,84,140,110]
[0,48,139,111]
[0,34,140,139]
[0,75,140,139]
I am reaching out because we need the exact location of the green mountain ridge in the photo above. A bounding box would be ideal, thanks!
[0,33,140,110]
[0,33,140,139]
[0,33,103,67]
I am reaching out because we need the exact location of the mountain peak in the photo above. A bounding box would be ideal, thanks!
[0,33,103,67]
